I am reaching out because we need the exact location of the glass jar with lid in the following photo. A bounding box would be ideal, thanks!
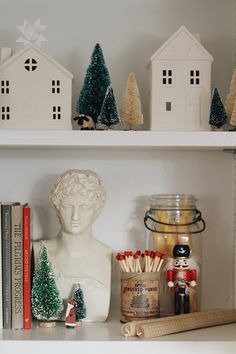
[144,194,205,316]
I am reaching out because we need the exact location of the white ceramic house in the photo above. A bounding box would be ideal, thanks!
[0,44,73,130]
[149,26,213,131]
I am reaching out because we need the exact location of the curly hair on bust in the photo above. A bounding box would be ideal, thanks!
[50,169,106,211]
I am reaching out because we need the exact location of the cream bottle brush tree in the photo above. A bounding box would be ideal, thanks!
[121,73,144,130]
[225,68,236,127]
[230,99,236,128]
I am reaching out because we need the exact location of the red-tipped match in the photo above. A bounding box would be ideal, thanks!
[155,251,164,258]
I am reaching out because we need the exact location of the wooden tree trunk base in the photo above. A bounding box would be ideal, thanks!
[39,321,56,328]
[211,126,224,131]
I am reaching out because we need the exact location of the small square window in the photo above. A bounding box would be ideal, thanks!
[52,106,61,120]
[52,79,61,94]
[166,102,172,111]
[1,106,10,120]
[1,80,10,94]
[190,70,200,85]
[162,69,173,85]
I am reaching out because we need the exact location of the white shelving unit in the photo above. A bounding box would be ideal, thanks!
[0,0,235,352]
[0,131,236,353]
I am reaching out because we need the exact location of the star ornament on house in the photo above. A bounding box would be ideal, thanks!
[16,19,47,47]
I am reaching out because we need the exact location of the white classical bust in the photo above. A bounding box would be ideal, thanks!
[34,169,112,322]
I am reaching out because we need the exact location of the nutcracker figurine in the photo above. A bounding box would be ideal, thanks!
[65,299,77,328]
[167,244,197,315]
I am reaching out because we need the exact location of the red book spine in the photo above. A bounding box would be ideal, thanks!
[23,207,31,329]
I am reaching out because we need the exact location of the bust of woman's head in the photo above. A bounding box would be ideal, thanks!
[50,169,106,235]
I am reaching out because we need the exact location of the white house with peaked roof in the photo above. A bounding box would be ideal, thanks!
[149,26,213,131]
[0,43,73,130]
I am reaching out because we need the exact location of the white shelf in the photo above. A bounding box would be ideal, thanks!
[0,131,235,150]
[0,321,236,354]
[1,319,236,341]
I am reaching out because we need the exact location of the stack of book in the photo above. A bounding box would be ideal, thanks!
[0,202,32,330]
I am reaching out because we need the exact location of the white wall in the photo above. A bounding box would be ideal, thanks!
[0,0,234,129]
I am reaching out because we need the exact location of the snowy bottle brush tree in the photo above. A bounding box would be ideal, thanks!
[31,242,63,326]
[209,87,227,130]
[73,284,87,323]
[121,73,143,130]
[97,85,120,129]
[76,43,111,127]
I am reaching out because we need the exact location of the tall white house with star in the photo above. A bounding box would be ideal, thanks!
[0,43,73,129]
[149,26,213,131]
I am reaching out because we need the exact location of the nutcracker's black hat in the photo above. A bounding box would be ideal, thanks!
[173,244,190,259]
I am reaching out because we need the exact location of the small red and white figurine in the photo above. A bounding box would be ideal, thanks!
[65,299,77,328]
[167,244,197,315]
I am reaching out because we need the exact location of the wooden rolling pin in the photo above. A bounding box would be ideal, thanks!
[121,309,236,338]
[136,309,236,339]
